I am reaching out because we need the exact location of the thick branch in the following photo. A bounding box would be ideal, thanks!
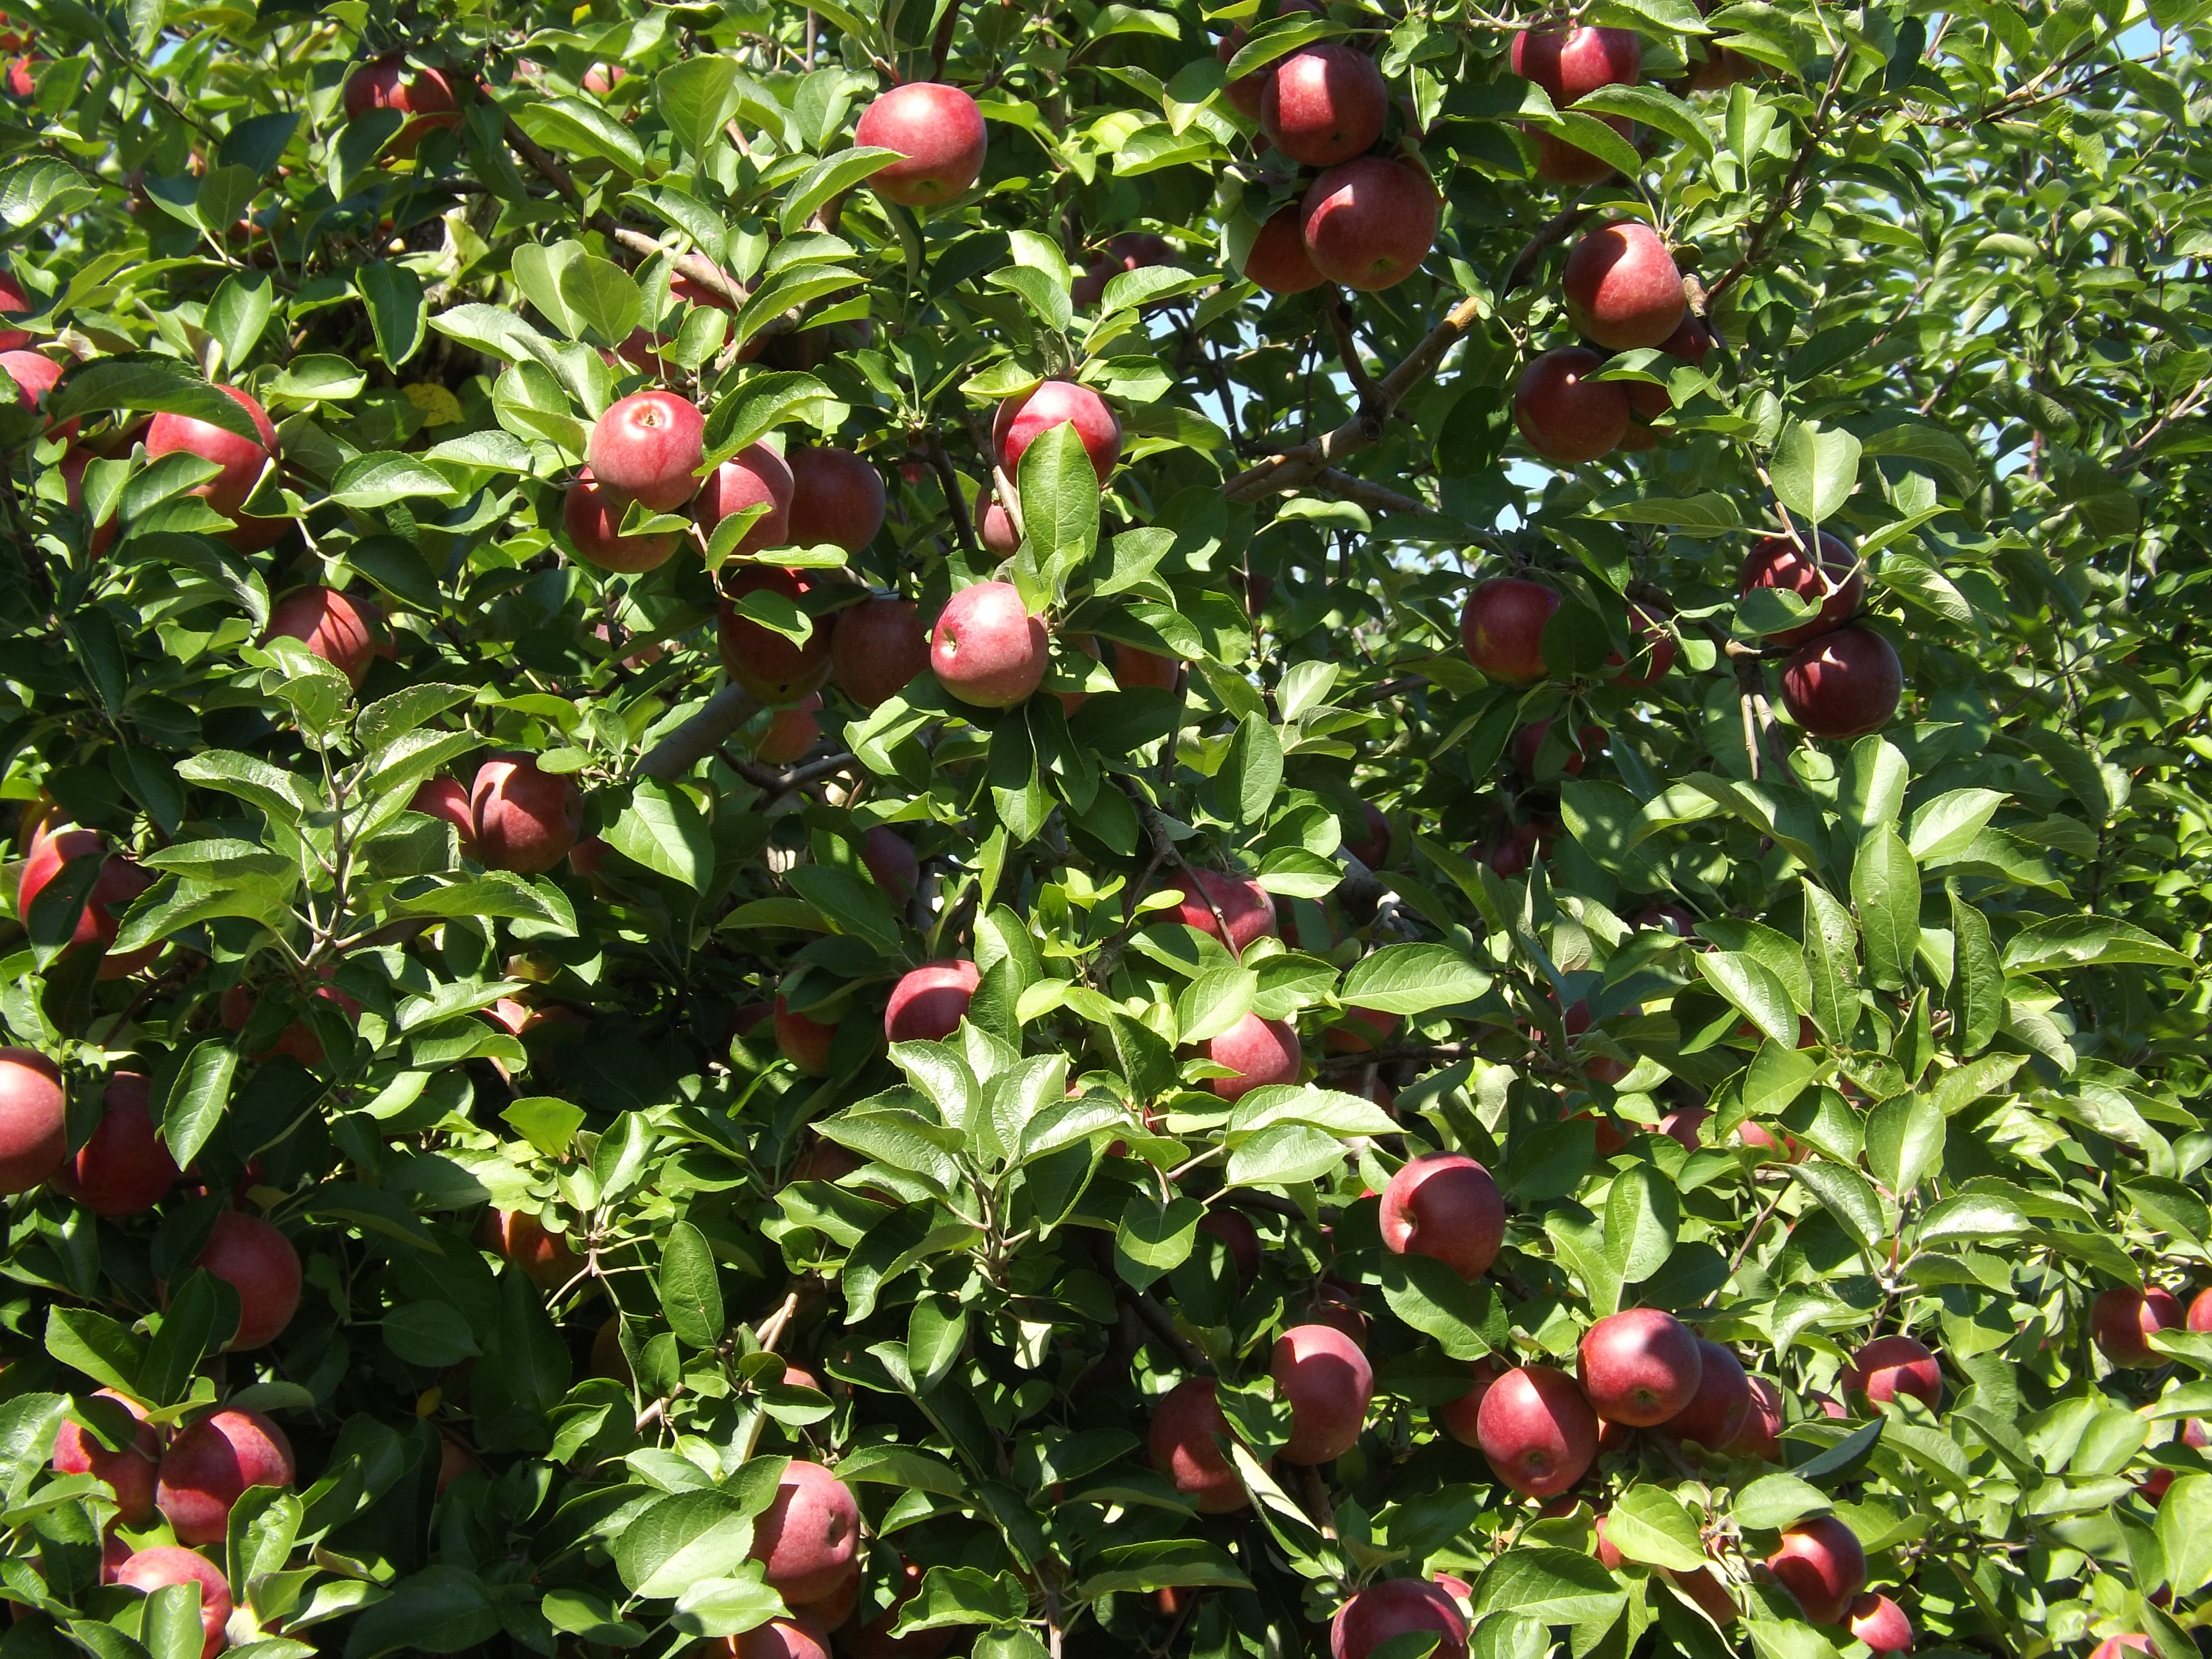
[1314,469,1427,516]
[636,684,765,779]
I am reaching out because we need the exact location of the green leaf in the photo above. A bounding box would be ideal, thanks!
[356,262,427,370]
[340,1566,498,1658]
[1800,881,1858,1043]
[381,1301,480,1368]
[1695,950,1798,1045]
[655,56,746,157]
[658,1221,725,1349]
[1733,1471,1832,1531]
[158,1038,237,1170]
[1947,888,2004,1054]
[1341,943,1490,1015]
[703,372,832,466]
[330,451,464,509]
[1863,1093,1943,1194]
[1604,1162,1678,1283]
[1469,1547,1626,1627]
[1225,1123,1344,1189]
[1176,965,1258,1045]
[557,254,643,349]
[44,1305,142,1393]
[2158,1473,2212,1594]
[1790,1161,1884,1249]
[1016,420,1101,607]
[1770,420,1863,524]
[1605,1484,1709,1570]
[607,780,713,889]
[780,147,905,234]
[2002,916,2189,973]
[1849,828,1918,993]
[1218,714,1283,828]
[205,270,273,375]
[50,355,263,441]
[1572,83,1715,159]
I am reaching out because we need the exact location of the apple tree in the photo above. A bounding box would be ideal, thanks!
[0,0,2205,1655]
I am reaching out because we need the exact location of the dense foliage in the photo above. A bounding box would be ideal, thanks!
[0,0,2207,1655]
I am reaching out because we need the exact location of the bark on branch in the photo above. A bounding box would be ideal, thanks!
[636,684,765,779]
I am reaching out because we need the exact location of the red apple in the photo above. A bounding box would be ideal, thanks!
[1460,577,1560,685]
[1736,1120,1804,1162]
[786,447,887,552]
[720,564,835,705]
[585,390,705,512]
[1300,157,1439,292]
[264,585,377,688]
[1111,643,1181,691]
[1,348,67,434]
[146,384,278,522]
[113,1546,232,1659]
[192,1211,301,1349]
[1515,347,1628,463]
[53,1072,176,1217]
[1657,1107,1709,1150]
[750,1460,860,1603]
[1511,26,1642,103]
[564,470,679,572]
[1437,1355,1509,1447]
[1739,529,1862,645]
[1532,121,1630,185]
[854,82,988,206]
[2090,1640,2153,1659]
[219,974,360,1067]
[410,777,478,857]
[973,482,1020,557]
[728,1613,832,1659]
[929,580,1048,707]
[1847,1593,1913,1654]
[1510,717,1603,779]
[834,1558,952,1659]
[1215,0,1324,117]
[481,1207,581,1291]
[1203,1012,1302,1101]
[1379,1153,1504,1278]
[699,442,797,558]
[1476,1363,1599,1498]
[1246,203,1326,294]
[2191,1287,2212,1332]
[1780,626,1903,740]
[1625,314,1715,422]
[1343,802,1391,869]
[860,826,921,907]
[1606,605,1677,687]
[1260,44,1388,166]
[1329,1577,1469,1659]
[1765,1516,1867,1624]
[884,959,981,1044]
[437,1434,477,1493]
[1198,1209,1261,1283]
[755,693,821,765]
[156,1407,295,1546]
[1147,1377,1247,1514]
[1728,1375,1784,1461]
[994,380,1121,483]
[1578,1308,1702,1425]
[1839,1335,1941,1409]
[469,754,582,875]
[1323,1007,1398,1055]
[54,1388,158,1525]
[0,1047,65,1194]
[1658,1338,1750,1449]
[0,266,31,349]
[775,997,836,1077]
[19,823,156,978]
[830,595,932,709]
[2092,1286,2183,1368]
[1562,221,1686,350]
[343,53,461,154]
[1273,1323,1372,1465]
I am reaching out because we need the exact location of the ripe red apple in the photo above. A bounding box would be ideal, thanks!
[1215,0,1324,116]
[1660,1338,1751,1449]
[1511,26,1642,103]
[854,82,988,205]
[1562,222,1686,350]
[884,959,981,1044]
[54,1388,158,1525]
[1203,1012,1302,1101]
[699,442,798,558]
[1532,119,1630,184]
[1169,868,1278,951]
[1476,1363,1599,1498]
[775,997,836,1077]
[1839,1335,1941,1409]
[410,777,478,857]
[1344,802,1391,868]
[1460,577,1560,685]
[1606,605,1677,687]
[2191,1287,2212,1331]
[1379,1153,1504,1278]
[749,1460,860,1603]
[1,349,66,434]
[786,447,887,552]
[1072,233,1174,306]
[829,596,932,709]
[1625,314,1715,421]
[1437,1355,1509,1447]
[0,267,31,349]
[156,1407,295,1545]
[1515,347,1629,463]
[469,754,582,875]
[1329,1577,1469,1659]
[1781,627,1904,740]
[994,381,1121,483]
[860,826,921,907]
[929,580,1048,708]
[1765,1516,1867,1624]
[1847,1593,1913,1654]
[192,1211,302,1349]
[1246,203,1326,294]
[1736,1120,1804,1162]
[973,483,1020,556]
[720,565,834,705]
[219,975,360,1067]
[53,1072,176,1217]
[1111,643,1181,691]
[1578,1308,1702,1425]
[265,585,377,688]
[1198,1209,1262,1282]
[2092,1286,2183,1368]
[1510,717,1603,779]
[2090,1640,2153,1659]
[1147,1377,1247,1514]
[146,384,279,522]
[343,53,461,154]
[1740,529,1862,645]
[727,1612,833,1659]
[1260,44,1388,166]
[1301,157,1439,291]
[2142,1419,2210,1502]
[19,823,156,978]
[564,471,679,572]
[1323,1006,1398,1055]
[1729,1374,1785,1461]
[755,693,821,765]
[114,1546,232,1659]
[1273,1324,1373,1465]
[1657,1107,1709,1150]
[0,1047,65,1194]
[585,390,705,512]
[481,1207,581,1291]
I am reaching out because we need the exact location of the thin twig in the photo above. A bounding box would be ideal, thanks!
[928,430,981,559]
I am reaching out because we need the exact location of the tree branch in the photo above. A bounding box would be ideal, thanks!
[636,684,765,779]
[1314,469,1427,516]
